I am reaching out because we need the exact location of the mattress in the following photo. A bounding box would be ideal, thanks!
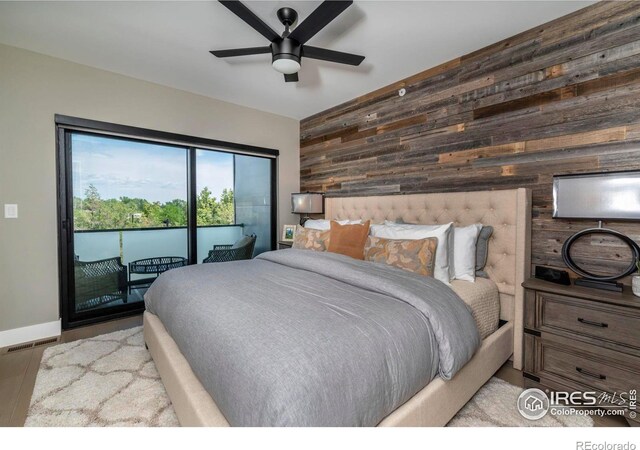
[450,278,500,340]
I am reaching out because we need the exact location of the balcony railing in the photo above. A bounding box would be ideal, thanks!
[74,224,245,271]
[72,224,246,311]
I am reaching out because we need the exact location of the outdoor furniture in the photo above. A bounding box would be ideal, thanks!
[128,256,188,293]
[202,234,256,263]
[74,256,128,312]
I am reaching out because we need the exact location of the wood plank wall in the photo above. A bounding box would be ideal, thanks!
[300,1,640,278]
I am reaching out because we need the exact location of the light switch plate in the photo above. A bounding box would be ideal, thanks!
[4,204,18,219]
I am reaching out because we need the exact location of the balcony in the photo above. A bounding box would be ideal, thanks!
[72,224,244,312]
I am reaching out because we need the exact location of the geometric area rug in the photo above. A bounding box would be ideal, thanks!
[25,327,178,426]
[25,326,592,427]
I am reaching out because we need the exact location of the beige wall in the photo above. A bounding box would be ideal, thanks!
[0,44,300,333]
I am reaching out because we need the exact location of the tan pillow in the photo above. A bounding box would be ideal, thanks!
[292,225,330,251]
[327,220,371,260]
[364,236,438,277]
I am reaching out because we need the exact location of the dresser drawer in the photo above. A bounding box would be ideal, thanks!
[537,292,640,349]
[527,333,640,395]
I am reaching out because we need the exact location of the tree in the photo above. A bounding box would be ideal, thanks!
[73,185,232,230]
[216,188,234,225]
[162,199,188,226]
[79,184,104,229]
[197,186,217,225]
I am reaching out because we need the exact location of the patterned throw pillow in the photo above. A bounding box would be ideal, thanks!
[364,236,438,277]
[292,225,330,251]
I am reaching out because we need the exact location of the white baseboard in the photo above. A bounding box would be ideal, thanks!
[0,320,61,348]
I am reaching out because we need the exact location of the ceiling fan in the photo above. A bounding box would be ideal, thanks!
[211,0,365,82]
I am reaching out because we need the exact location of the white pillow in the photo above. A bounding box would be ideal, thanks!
[371,222,454,285]
[304,219,361,230]
[303,219,331,230]
[453,224,483,282]
[369,223,389,235]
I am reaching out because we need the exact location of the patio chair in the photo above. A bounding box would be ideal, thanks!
[202,234,257,263]
[74,256,128,311]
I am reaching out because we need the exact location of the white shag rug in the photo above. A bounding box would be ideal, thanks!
[26,327,592,427]
[26,326,178,426]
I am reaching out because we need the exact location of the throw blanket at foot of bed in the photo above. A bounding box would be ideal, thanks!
[144,249,480,426]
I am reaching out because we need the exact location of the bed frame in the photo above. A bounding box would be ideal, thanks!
[144,188,531,426]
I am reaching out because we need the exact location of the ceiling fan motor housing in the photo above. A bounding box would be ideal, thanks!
[271,38,301,66]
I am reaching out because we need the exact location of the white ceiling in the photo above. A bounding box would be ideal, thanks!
[0,1,594,119]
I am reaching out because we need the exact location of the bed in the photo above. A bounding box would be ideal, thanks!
[143,188,531,426]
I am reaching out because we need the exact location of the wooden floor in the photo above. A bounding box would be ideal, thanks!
[0,315,629,427]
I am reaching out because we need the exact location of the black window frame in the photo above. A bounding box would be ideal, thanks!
[56,115,279,329]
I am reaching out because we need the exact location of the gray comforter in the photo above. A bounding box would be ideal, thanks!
[145,249,480,426]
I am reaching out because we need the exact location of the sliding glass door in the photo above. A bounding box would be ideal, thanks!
[57,117,277,328]
[69,133,188,321]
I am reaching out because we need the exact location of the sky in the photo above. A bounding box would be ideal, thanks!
[71,133,234,203]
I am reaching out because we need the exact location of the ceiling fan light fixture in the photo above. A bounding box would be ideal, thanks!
[272,55,301,74]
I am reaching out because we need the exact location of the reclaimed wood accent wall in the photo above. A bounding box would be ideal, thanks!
[300,1,640,277]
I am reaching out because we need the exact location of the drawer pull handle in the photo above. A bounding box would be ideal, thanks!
[576,367,606,380]
[577,318,608,328]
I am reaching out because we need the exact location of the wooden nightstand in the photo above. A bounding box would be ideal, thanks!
[522,278,640,426]
[278,241,293,249]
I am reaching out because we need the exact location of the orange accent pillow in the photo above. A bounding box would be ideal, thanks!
[327,220,371,260]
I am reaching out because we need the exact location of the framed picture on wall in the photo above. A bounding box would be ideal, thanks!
[281,224,297,242]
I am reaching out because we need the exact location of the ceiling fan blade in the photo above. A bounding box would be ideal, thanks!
[302,45,364,66]
[210,47,272,58]
[289,0,353,44]
[218,1,280,42]
[284,73,299,82]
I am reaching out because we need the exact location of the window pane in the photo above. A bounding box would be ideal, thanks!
[196,150,240,262]
[196,150,234,226]
[71,133,188,312]
[234,155,272,255]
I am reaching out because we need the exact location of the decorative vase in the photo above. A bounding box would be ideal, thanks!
[633,275,640,297]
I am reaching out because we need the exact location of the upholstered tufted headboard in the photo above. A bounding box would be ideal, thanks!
[325,188,531,369]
